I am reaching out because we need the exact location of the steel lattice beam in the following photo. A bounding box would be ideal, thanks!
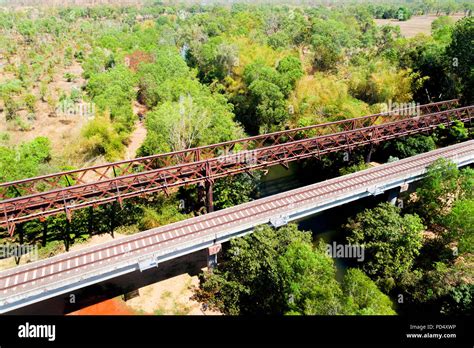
[0,105,472,231]
[0,99,458,200]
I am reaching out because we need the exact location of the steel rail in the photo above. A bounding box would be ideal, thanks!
[1,140,472,294]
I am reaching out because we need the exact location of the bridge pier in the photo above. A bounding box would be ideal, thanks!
[387,183,409,206]
[386,187,400,205]
[205,180,214,213]
[198,180,214,214]
[207,244,221,270]
[42,220,47,247]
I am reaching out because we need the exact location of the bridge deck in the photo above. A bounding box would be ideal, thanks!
[1,140,473,313]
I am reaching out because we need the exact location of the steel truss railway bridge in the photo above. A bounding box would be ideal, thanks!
[0,99,472,235]
[1,140,474,313]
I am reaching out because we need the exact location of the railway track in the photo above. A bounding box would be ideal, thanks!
[1,139,473,304]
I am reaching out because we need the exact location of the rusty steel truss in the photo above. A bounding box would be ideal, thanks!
[0,99,458,200]
[1,104,472,234]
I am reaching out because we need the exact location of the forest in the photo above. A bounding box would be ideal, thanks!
[0,0,472,315]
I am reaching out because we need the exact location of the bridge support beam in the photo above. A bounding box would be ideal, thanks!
[207,244,221,270]
[205,180,214,213]
[42,220,47,247]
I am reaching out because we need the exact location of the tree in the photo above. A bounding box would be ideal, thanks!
[342,268,396,315]
[435,121,470,147]
[346,203,424,290]
[0,137,52,189]
[310,18,355,71]
[137,47,192,108]
[139,94,243,156]
[213,173,261,210]
[278,240,343,315]
[3,95,18,121]
[413,159,474,224]
[194,224,347,315]
[276,55,304,97]
[446,17,474,103]
[381,135,436,160]
[187,36,239,83]
[248,79,288,133]
[443,199,474,253]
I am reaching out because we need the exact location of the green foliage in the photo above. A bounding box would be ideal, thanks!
[63,72,77,82]
[237,56,302,133]
[442,199,474,254]
[339,162,370,176]
[381,135,436,160]
[0,137,51,185]
[435,121,470,147]
[80,115,126,161]
[413,159,474,224]
[194,223,394,315]
[86,64,136,131]
[346,203,424,290]
[187,36,239,83]
[275,56,304,96]
[310,18,356,71]
[82,48,115,79]
[347,59,417,104]
[23,93,37,113]
[248,79,287,133]
[140,94,242,155]
[396,7,412,21]
[213,173,260,210]
[3,96,18,121]
[194,224,315,315]
[431,16,454,42]
[278,240,343,315]
[342,268,396,315]
[137,47,193,108]
[446,17,474,104]
[138,202,191,230]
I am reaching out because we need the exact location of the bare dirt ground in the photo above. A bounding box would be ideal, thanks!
[67,247,221,315]
[71,235,221,315]
[123,265,221,315]
[125,100,148,159]
[0,60,87,157]
[375,14,465,37]
[125,121,147,160]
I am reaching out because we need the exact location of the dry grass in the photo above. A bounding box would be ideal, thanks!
[374,14,465,38]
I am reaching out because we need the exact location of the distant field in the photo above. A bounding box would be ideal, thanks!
[375,14,465,37]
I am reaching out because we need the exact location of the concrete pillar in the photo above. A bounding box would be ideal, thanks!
[207,244,221,270]
[387,187,401,206]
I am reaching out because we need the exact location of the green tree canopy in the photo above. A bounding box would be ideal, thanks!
[346,203,424,290]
